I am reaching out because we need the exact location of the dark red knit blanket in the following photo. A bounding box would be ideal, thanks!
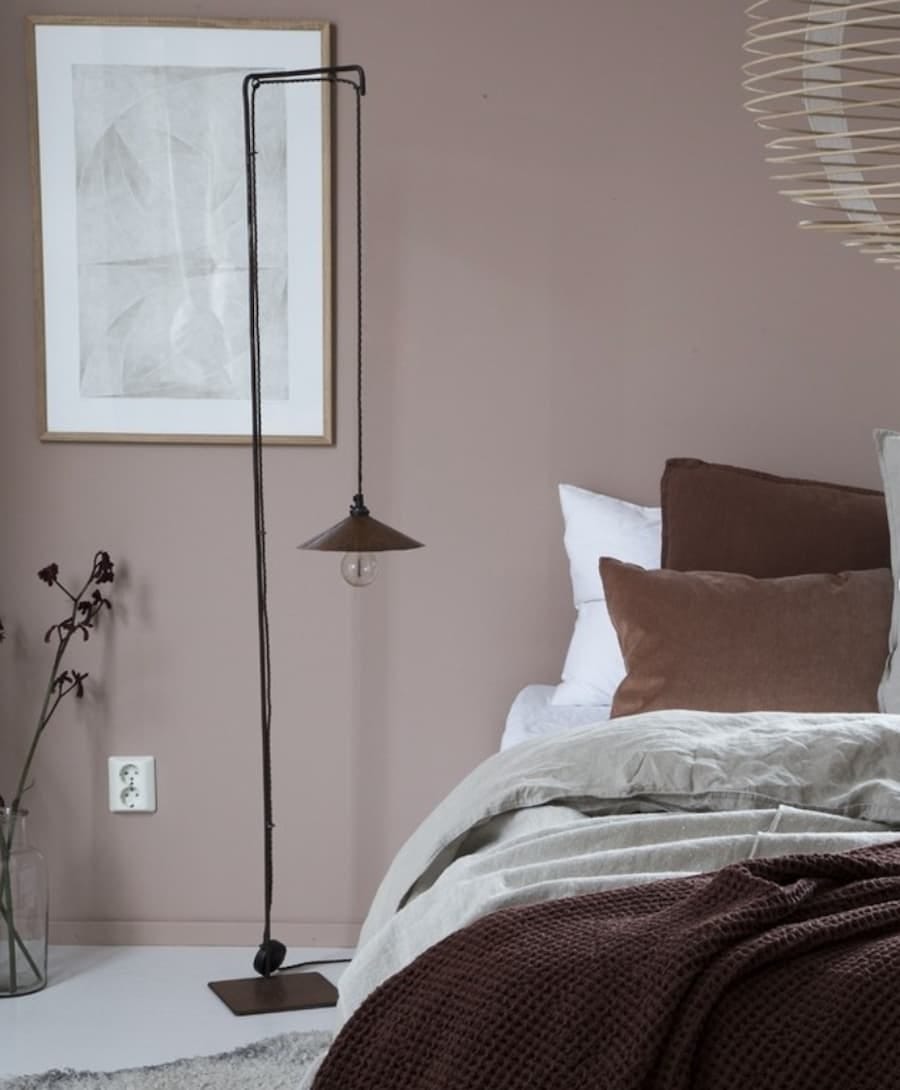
[312,842,900,1090]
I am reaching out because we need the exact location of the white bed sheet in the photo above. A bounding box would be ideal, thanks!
[500,683,611,750]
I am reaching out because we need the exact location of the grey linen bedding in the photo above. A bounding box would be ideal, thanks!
[335,710,900,1027]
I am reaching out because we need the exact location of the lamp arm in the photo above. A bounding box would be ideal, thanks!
[242,64,365,95]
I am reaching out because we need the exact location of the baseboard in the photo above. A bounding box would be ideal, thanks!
[50,918,361,947]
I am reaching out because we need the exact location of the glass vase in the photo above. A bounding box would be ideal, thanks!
[0,808,48,996]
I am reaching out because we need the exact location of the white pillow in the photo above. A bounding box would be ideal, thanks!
[553,483,662,706]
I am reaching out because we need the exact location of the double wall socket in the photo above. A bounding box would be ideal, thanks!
[108,756,157,813]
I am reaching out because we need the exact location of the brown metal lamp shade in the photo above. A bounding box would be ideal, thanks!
[299,494,423,552]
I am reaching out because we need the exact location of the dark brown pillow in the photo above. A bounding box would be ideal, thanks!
[600,557,892,718]
[661,458,889,577]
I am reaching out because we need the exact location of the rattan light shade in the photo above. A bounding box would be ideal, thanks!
[744,1,900,269]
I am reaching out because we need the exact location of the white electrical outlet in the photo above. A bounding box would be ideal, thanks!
[108,756,157,813]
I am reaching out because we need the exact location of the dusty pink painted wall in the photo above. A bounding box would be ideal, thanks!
[2,0,900,945]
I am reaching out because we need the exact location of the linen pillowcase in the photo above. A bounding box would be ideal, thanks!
[553,485,661,707]
[600,558,892,718]
[661,457,890,577]
[874,428,900,712]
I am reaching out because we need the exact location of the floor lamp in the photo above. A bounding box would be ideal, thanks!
[209,64,422,1016]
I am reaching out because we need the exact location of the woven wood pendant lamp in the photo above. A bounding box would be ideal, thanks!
[744,1,900,269]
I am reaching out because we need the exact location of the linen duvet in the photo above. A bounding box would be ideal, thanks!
[306,710,900,1089]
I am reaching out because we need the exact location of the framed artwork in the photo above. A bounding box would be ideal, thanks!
[27,17,333,444]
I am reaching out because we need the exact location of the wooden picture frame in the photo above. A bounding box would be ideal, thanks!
[27,16,333,444]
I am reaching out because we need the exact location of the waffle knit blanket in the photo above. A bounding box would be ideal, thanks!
[312,842,900,1090]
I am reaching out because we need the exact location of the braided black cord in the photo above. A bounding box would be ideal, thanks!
[242,76,277,963]
[250,74,365,504]
[355,81,364,500]
[242,70,365,978]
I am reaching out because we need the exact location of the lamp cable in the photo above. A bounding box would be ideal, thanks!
[242,68,366,981]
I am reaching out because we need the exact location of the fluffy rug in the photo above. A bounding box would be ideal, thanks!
[0,1031,332,1090]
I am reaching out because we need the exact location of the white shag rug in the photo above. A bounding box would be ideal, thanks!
[0,1031,332,1090]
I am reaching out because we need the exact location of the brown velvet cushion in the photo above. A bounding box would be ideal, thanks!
[600,557,892,717]
[661,458,889,577]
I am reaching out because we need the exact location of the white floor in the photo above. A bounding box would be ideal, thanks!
[0,945,353,1078]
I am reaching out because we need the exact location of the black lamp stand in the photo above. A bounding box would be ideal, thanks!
[208,64,367,1017]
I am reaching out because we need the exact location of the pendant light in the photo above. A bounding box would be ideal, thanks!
[297,66,422,583]
[744,1,900,270]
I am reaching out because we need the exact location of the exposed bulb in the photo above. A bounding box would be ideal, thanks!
[341,552,377,587]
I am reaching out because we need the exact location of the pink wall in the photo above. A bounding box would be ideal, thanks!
[2,0,900,946]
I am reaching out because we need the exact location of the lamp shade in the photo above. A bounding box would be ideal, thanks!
[744,1,900,270]
[299,511,423,552]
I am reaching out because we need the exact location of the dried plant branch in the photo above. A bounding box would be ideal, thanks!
[1,550,116,994]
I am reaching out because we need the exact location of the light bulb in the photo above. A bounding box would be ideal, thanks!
[341,552,377,587]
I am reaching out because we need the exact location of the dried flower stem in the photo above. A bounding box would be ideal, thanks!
[0,821,41,988]
[1,550,114,994]
[1,845,17,991]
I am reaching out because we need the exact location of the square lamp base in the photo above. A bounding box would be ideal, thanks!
[208,970,338,1015]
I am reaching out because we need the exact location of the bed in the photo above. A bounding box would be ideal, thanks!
[304,450,900,1090]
